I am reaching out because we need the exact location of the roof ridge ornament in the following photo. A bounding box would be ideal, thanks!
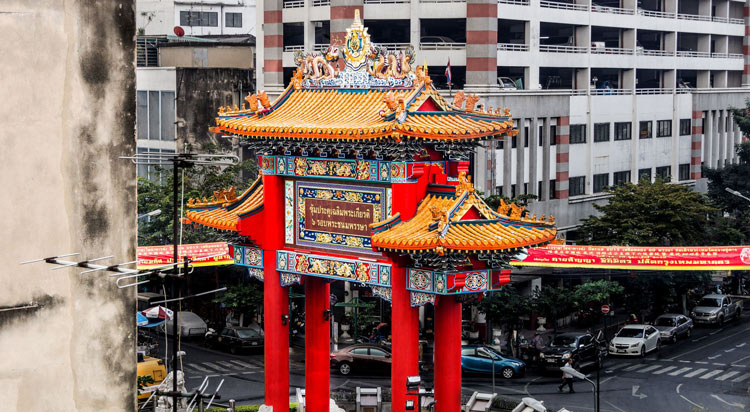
[455,172,474,196]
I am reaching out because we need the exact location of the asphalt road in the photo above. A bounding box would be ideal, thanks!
[168,314,750,411]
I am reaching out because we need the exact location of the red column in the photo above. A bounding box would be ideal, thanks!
[262,173,290,412]
[434,296,462,412]
[305,277,331,411]
[390,264,420,412]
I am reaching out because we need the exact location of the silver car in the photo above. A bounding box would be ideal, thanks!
[653,314,693,343]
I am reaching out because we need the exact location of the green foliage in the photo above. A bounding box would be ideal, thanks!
[483,193,538,211]
[704,140,750,244]
[207,403,298,411]
[573,280,624,306]
[578,179,715,246]
[213,283,264,318]
[531,286,574,330]
[137,155,258,246]
[479,286,532,329]
[136,375,154,393]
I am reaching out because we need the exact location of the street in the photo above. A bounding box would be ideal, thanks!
[173,315,750,411]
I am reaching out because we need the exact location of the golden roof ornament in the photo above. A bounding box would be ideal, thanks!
[343,10,371,70]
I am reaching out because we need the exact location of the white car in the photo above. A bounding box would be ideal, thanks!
[608,325,661,357]
[164,311,208,338]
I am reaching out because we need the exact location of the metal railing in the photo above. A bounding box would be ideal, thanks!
[313,43,330,52]
[637,49,674,56]
[711,52,729,58]
[498,0,530,4]
[591,5,634,14]
[729,17,744,24]
[635,88,674,95]
[712,16,729,23]
[311,0,330,5]
[677,13,711,21]
[421,0,466,2]
[378,42,412,49]
[366,0,409,3]
[638,8,675,18]
[539,44,588,53]
[590,88,632,95]
[498,43,529,51]
[283,45,305,52]
[728,53,743,59]
[540,0,587,11]
[591,47,633,55]
[676,50,710,58]
[283,0,305,7]
[420,42,466,50]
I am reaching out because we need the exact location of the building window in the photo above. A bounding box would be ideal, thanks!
[570,124,586,144]
[656,166,671,180]
[537,180,557,200]
[180,11,219,27]
[136,90,175,141]
[679,119,691,136]
[593,173,609,193]
[614,122,631,141]
[679,163,690,181]
[638,168,652,182]
[569,176,585,196]
[225,12,242,28]
[613,170,631,186]
[137,147,175,180]
[551,125,557,145]
[549,179,556,199]
[594,123,610,142]
[639,121,652,139]
[657,120,672,137]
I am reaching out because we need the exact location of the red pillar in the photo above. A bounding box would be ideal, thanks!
[434,296,462,412]
[390,264,420,412]
[305,277,331,411]
[262,173,290,412]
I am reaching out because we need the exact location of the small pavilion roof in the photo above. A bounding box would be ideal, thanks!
[370,175,557,255]
[184,176,263,231]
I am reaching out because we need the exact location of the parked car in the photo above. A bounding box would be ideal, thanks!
[420,35,456,44]
[205,326,264,354]
[330,344,392,376]
[652,314,693,343]
[461,345,525,379]
[137,353,166,401]
[163,311,208,338]
[691,294,742,326]
[608,325,660,357]
[498,77,519,90]
[539,332,600,370]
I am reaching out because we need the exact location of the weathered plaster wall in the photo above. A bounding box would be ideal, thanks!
[0,1,137,410]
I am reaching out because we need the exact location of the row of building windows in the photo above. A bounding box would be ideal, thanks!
[571,119,692,143]
[568,164,692,196]
[497,125,559,149]
[136,90,175,141]
[179,11,243,27]
[497,180,557,200]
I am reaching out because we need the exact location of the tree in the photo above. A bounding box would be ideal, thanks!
[531,286,574,332]
[703,141,750,244]
[479,286,532,331]
[137,154,258,246]
[571,280,624,327]
[578,179,715,246]
[213,282,264,326]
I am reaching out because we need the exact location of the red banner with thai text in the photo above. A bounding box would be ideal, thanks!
[511,245,750,271]
[137,242,233,269]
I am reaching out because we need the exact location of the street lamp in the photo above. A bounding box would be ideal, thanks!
[560,366,598,412]
[138,209,162,219]
[725,187,750,203]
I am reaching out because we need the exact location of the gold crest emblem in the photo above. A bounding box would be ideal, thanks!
[343,10,370,69]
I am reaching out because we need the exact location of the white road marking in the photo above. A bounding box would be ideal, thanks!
[731,354,750,366]
[695,361,709,364]
[652,366,677,375]
[691,336,708,342]
[669,326,750,360]
[709,329,723,335]
[631,385,647,399]
[604,400,627,412]
[636,365,663,373]
[186,363,213,373]
[712,363,727,366]
[217,361,238,369]
[676,384,703,409]
[605,363,627,371]
[624,364,649,372]
[715,371,741,381]
[725,348,735,353]
[710,394,746,409]
[228,360,257,369]
[708,354,722,360]
[683,368,709,378]
[732,373,750,382]
[737,343,747,348]
[668,367,693,376]
[698,369,724,380]
[678,360,691,363]
[202,362,230,372]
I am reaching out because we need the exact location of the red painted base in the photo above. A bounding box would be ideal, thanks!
[305,277,331,411]
[391,265,420,412]
[434,296,462,412]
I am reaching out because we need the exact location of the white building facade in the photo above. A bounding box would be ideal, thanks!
[137,0,257,36]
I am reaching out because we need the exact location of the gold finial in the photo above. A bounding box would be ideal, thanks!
[455,171,475,196]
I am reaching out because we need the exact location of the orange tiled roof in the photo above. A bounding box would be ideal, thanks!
[370,174,557,254]
[214,82,516,141]
[184,177,263,231]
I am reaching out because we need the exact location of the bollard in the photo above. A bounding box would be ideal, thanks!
[227,399,236,412]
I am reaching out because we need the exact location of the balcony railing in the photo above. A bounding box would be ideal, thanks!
[312,0,330,6]
[590,88,632,95]
[498,0,530,4]
[711,52,729,58]
[638,8,675,18]
[420,42,465,50]
[729,18,744,24]
[540,0,587,11]
[591,47,633,55]
[421,0,466,2]
[712,16,728,23]
[677,13,711,21]
[283,0,305,7]
[283,45,305,52]
[676,50,710,58]
[635,88,675,95]
[728,53,743,59]
[366,0,409,3]
[637,49,674,56]
[378,42,412,49]
[539,44,588,53]
[591,5,634,14]
[313,43,330,52]
[498,43,529,51]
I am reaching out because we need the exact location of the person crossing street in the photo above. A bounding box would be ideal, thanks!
[558,358,576,393]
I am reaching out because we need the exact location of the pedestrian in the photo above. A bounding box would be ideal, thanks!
[558,358,576,393]
[532,332,544,362]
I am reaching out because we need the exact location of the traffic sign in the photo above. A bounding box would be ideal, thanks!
[601,304,610,314]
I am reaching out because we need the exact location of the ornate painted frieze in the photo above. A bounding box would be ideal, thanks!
[406,268,510,295]
[281,273,302,286]
[276,250,391,288]
[371,286,392,303]
[260,155,425,184]
[248,268,264,282]
[232,245,263,269]
[285,180,294,244]
[294,181,386,253]
[410,292,435,307]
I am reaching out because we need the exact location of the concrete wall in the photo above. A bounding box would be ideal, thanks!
[0,1,137,410]
[160,45,256,69]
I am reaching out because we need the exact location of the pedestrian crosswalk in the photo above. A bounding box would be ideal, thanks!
[183,360,261,378]
[608,361,750,383]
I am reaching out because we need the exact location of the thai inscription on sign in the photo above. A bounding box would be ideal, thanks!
[305,198,375,237]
